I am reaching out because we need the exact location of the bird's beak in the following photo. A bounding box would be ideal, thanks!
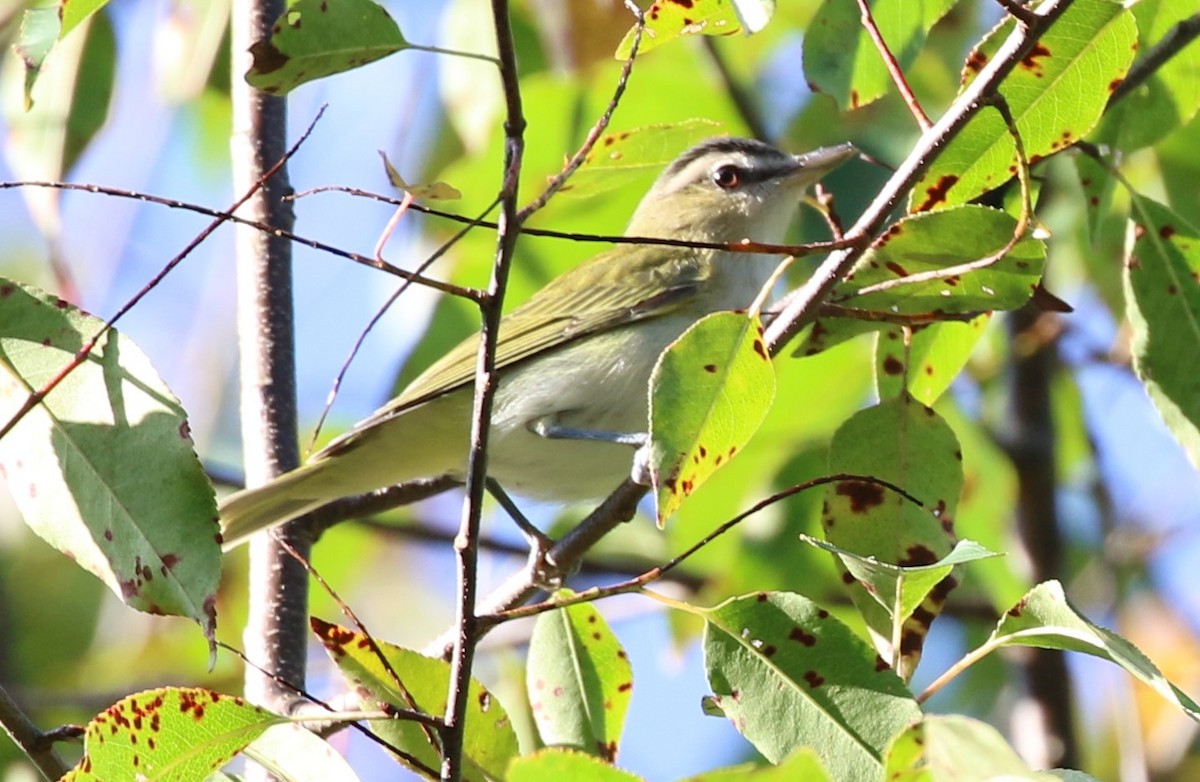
[790,142,857,180]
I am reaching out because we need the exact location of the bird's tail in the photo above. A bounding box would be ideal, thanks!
[218,462,339,550]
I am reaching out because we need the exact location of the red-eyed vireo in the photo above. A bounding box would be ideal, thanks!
[219,138,855,547]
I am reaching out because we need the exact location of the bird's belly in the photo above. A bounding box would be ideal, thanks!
[481,324,678,501]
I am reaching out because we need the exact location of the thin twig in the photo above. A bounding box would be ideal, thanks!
[856,0,931,130]
[441,1,526,779]
[0,683,70,781]
[518,1,645,219]
[216,642,440,778]
[479,474,920,627]
[0,107,325,443]
[763,0,1073,355]
[1108,11,1200,108]
[307,197,502,451]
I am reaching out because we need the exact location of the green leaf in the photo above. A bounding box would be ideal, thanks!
[799,537,999,628]
[992,581,1200,720]
[911,0,1137,211]
[803,0,957,110]
[649,311,776,525]
[61,688,284,781]
[311,618,519,780]
[246,0,413,95]
[822,395,963,679]
[1091,0,1200,151]
[834,206,1047,312]
[701,591,921,779]
[883,715,1062,781]
[875,317,990,405]
[615,0,776,58]
[560,120,723,199]
[507,748,645,782]
[791,206,1044,361]
[0,280,220,638]
[677,748,833,781]
[61,0,110,39]
[1123,197,1200,467]
[526,593,633,761]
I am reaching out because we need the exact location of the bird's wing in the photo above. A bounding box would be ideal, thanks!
[361,243,710,424]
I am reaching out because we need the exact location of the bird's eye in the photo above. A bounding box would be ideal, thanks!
[712,164,742,190]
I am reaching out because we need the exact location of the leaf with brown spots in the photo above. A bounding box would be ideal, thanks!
[0,278,220,644]
[821,395,964,680]
[1124,197,1200,467]
[614,0,775,58]
[803,0,956,111]
[526,592,633,763]
[701,591,919,780]
[246,0,413,94]
[649,311,776,525]
[1091,0,1200,152]
[60,687,283,782]
[801,536,997,629]
[910,0,1136,211]
[875,316,990,406]
[311,618,518,781]
[985,581,1200,720]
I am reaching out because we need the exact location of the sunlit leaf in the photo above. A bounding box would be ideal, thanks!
[62,688,283,781]
[911,0,1137,211]
[677,748,834,781]
[242,723,362,782]
[615,0,776,58]
[1091,0,1200,151]
[650,312,776,524]
[0,280,220,639]
[526,593,633,761]
[875,317,990,405]
[379,150,463,200]
[701,591,920,779]
[311,618,519,780]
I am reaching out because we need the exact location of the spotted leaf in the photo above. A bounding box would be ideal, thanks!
[0,279,219,641]
[875,317,990,406]
[247,0,414,95]
[559,120,722,199]
[821,395,964,680]
[649,311,776,525]
[615,0,775,58]
[311,618,518,781]
[526,593,633,761]
[61,688,283,781]
[701,591,920,780]
[911,0,1136,211]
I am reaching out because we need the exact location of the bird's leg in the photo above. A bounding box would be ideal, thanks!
[527,415,647,447]
[485,478,567,589]
[528,415,654,488]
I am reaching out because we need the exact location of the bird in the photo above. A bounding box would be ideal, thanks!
[219,137,856,548]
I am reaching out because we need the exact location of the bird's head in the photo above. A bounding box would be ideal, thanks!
[626,137,856,245]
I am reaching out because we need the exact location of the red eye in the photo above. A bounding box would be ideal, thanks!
[712,164,741,190]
